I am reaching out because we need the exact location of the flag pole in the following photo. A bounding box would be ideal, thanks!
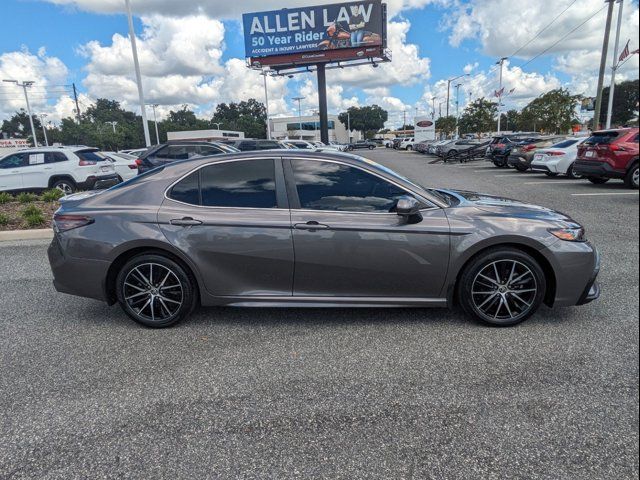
[606,0,625,129]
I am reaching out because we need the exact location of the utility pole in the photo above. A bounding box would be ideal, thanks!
[3,79,38,147]
[403,110,407,130]
[455,83,462,138]
[446,74,470,118]
[72,83,81,122]
[606,0,624,129]
[293,96,305,140]
[347,111,351,143]
[262,70,272,140]
[496,57,508,133]
[39,114,49,146]
[431,97,437,119]
[594,0,616,131]
[124,0,151,147]
[148,104,160,144]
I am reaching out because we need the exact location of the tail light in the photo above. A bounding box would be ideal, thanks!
[546,151,564,156]
[608,144,626,152]
[78,159,97,166]
[135,158,143,166]
[495,143,505,148]
[53,214,94,232]
[522,144,537,152]
[128,163,138,169]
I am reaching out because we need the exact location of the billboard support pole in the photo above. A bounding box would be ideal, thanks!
[317,63,329,145]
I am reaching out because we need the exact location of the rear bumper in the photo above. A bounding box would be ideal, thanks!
[507,155,530,167]
[574,160,625,179]
[77,174,120,190]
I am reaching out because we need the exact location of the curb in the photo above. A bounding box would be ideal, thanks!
[0,229,53,242]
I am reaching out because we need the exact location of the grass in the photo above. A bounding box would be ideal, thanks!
[16,192,39,204]
[0,192,12,204]
[0,213,8,226]
[41,189,65,202]
[22,205,46,228]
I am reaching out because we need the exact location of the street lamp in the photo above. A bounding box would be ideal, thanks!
[430,97,438,119]
[105,121,118,133]
[3,79,38,147]
[292,96,305,140]
[261,69,273,140]
[39,114,49,146]
[147,104,160,144]
[212,122,222,130]
[446,73,470,117]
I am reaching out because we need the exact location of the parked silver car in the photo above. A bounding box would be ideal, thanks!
[48,151,600,328]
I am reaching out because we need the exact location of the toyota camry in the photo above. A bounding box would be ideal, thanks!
[48,151,600,328]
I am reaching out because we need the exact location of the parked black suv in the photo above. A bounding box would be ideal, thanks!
[137,141,239,174]
[347,140,377,151]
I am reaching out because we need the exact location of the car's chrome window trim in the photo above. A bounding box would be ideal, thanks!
[286,156,442,212]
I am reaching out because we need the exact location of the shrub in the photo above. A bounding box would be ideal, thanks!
[0,213,9,226]
[0,192,12,204]
[17,192,39,204]
[22,205,46,228]
[41,189,64,202]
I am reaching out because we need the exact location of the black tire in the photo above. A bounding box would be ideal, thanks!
[493,157,507,168]
[587,177,609,185]
[406,145,413,151]
[116,254,198,328]
[369,145,375,150]
[624,162,639,189]
[514,164,529,172]
[566,163,582,179]
[51,178,77,195]
[458,247,547,327]
[545,172,559,177]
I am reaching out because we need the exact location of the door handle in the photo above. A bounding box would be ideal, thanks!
[170,217,203,227]
[294,221,330,231]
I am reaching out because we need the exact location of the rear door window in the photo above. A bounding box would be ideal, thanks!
[45,152,69,163]
[76,150,105,163]
[169,171,200,205]
[201,160,277,208]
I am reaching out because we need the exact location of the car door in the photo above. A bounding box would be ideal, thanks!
[284,158,451,299]
[157,157,294,297]
[0,153,26,191]
[21,152,55,189]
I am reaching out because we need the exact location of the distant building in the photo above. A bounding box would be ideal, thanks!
[167,129,244,142]
[270,115,359,144]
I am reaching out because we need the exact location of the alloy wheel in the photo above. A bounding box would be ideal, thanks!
[471,260,538,321]
[123,263,184,323]
[55,183,74,196]
[633,167,639,188]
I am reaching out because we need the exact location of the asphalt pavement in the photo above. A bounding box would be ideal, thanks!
[1,150,638,479]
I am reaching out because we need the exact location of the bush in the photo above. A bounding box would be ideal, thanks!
[0,192,12,204]
[17,192,39,204]
[22,205,45,227]
[0,213,9,226]
[41,189,64,202]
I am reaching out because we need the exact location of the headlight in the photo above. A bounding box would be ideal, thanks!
[549,227,586,242]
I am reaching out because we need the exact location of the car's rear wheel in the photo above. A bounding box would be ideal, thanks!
[458,248,546,327]
[587,177,609,184]
[493,158,506,168]
[52,178,76,195]
[515,164,528,172]
[545,172,559,177]
[566,163,582,179]
[116,254,197,328]
[624,163,639,189]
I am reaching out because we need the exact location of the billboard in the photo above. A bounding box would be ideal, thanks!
[243,1,386,67]
[414,117,436,143]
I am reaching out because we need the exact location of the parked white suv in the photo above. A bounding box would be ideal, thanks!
[399,137,416,150]
[0,147,119,194]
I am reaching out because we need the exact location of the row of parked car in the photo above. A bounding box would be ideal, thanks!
[485,128,639,188]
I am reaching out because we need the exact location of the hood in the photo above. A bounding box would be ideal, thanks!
[437,189,578,224]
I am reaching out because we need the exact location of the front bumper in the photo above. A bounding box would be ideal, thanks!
[577,248,601,306]
[77,173,120,190]
[574,160,625,179]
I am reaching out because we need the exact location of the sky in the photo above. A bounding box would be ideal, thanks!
[0,0,638,129]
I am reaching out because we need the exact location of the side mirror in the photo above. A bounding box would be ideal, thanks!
[395,196,422,218]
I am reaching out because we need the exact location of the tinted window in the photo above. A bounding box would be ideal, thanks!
[0,153,27,168]
[197,145,224,156]
[257,141,281,150]
[237,141,256,151]
[201,160,277,208]
[552,139,579,149]
[584,132,620,145]
[292,159,409,213]
[169,171,200,205]
[76,150,104,163]
[45,152,69,163]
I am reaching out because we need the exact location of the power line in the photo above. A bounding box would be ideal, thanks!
[510,0,579,58]
[520,5,607,69]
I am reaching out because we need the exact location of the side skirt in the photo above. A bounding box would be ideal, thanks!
[202,296,449,308]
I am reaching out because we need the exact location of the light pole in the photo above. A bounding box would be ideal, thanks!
[124,0,151,147]
[212,122,222,130]
[3,79,38,147]
[39,114,49,146]
[292,96,305,140]
[105,121,118,133]
[438,100,445,119]
[593,0,616,130]
[261,69,272,140]
[606,0,624,129]
[347,111,352,144]
[148,104,160,144]
[446,73,469,117]
[430,97,438,119]
[496,57,508,133]
[454,83,463,138]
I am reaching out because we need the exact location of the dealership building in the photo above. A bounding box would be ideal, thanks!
[269,115,360,144]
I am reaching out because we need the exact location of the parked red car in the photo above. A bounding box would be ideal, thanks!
[574,128,639,189]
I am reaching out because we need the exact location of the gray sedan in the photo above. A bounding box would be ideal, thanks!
[48,151,600,328]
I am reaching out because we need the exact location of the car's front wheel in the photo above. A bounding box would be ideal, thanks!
[458,248,547,327]
[115,254,197,328]
[587,177,609,185]
[51,178,76,195]
[545,172,559,177]
[624,163,639,189]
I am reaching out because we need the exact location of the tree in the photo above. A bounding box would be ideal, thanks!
[1,110,44,145]
[596,79,639,128]
[500,110,521,132]
[518,88,580,134]
[212,99,267,139]
[458,98,498,135]
[339,105,388,139]
[435,116,457,136]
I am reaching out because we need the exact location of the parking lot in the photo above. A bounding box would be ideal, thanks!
[1,149,638,479]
